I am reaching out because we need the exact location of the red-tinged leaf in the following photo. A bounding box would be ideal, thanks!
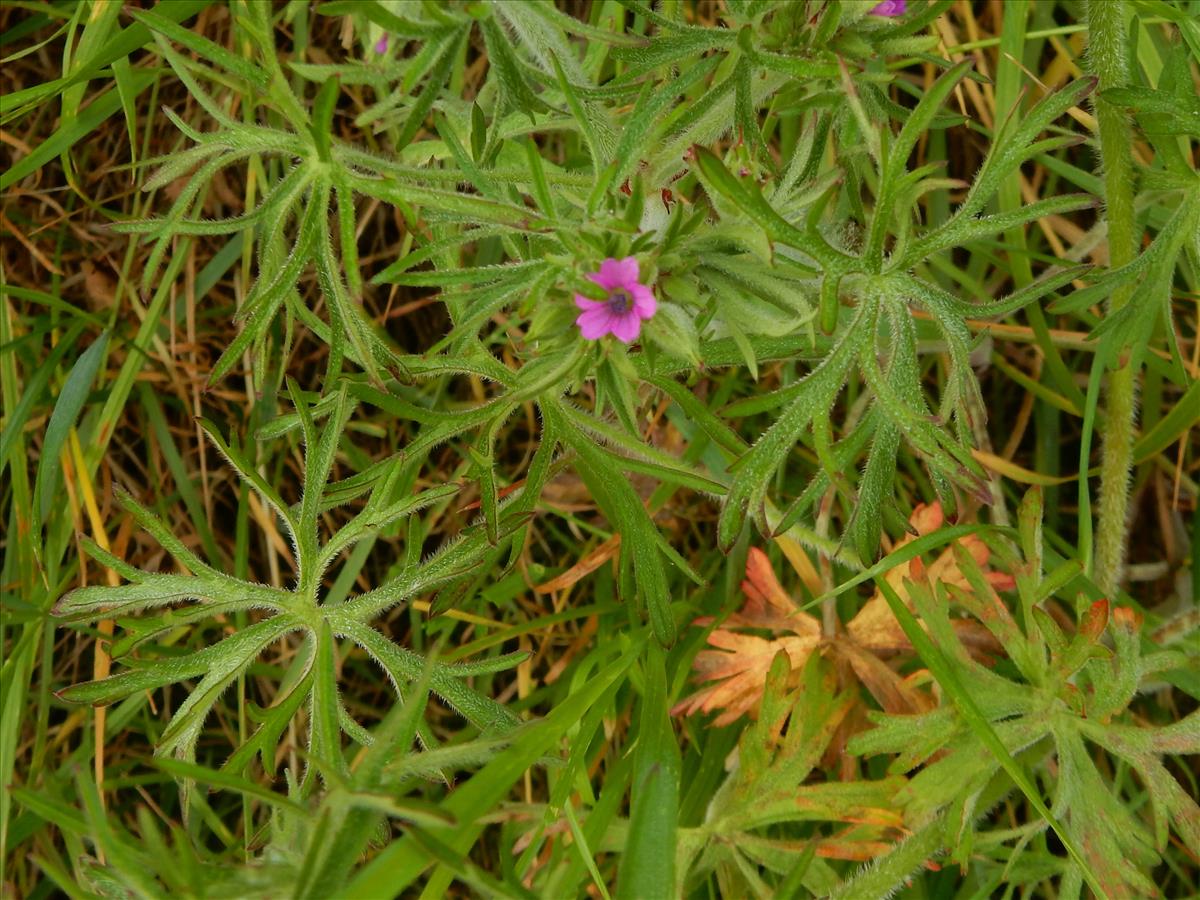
[1111,605,1143,633]
[1080,599,1110,640]
[848,502,1013,653]
[671,632,820,726]
[679,502,1010,724]
[743,547,794,614]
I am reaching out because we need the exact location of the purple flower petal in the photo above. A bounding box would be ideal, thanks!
[631,285,657,318]
[374,35,389,54]
[594,258,623,289]
[588,270,619,291]
[576,256,658,340]
[606,256,641,288]
[593,257,638,290]
[610,312,641,343]
[577,308,615,339]
[869,0,906,15]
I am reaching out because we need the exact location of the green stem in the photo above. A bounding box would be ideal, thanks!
[829,816,946,900]
[1086,0,1140,597]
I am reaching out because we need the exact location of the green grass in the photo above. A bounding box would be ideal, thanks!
[1,1,1197,897]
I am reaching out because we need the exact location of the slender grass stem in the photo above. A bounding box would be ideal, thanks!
[1086,0,1141,596]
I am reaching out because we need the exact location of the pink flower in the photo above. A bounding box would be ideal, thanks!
[870,0,906,14]
[374,35,389,54]
[574,257,657,343]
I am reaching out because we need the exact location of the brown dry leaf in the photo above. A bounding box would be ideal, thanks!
[674,630,821,726]
[835,641,932,716]
[534,535,620,595]
[847,501,1015,653]
[82,260,117,308]
[671,547,819,726]
[677,503,1013,724]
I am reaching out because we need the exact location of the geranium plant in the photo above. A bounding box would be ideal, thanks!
[1,1,1195,898]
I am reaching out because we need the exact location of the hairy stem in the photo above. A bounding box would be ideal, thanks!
[1086,0,1140,596]
[829,816,946,900]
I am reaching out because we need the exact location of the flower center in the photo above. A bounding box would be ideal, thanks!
[607,289,631,314]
